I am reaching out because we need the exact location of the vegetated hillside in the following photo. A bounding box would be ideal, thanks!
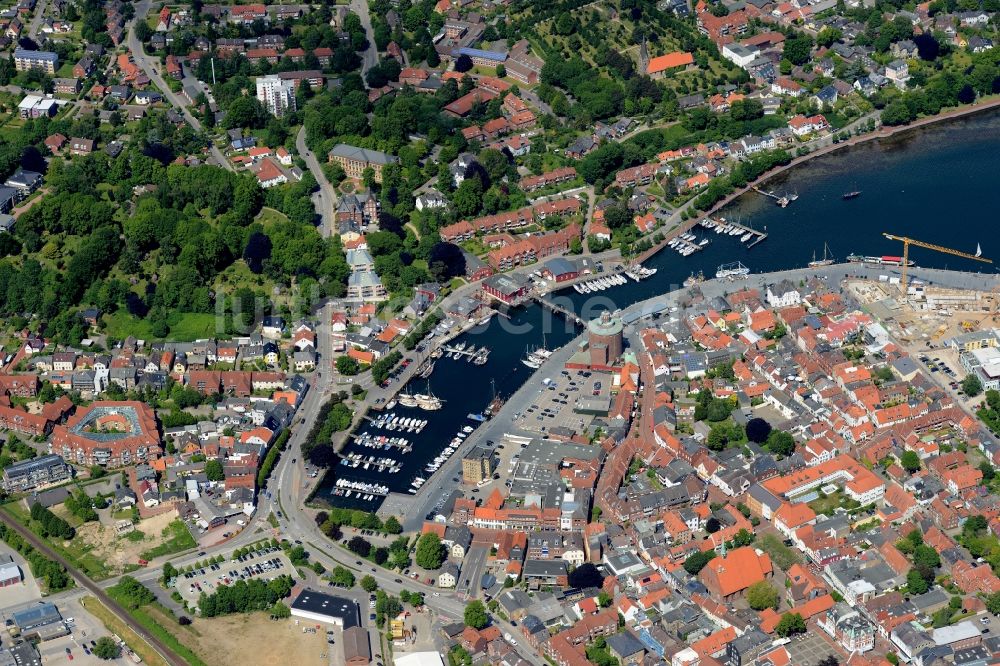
[0,116,349,344]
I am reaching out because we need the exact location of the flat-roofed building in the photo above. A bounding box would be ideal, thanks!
[3,454,71,492]
[14,48,58,74]
[462,446,494,484]
[290,589,359,628]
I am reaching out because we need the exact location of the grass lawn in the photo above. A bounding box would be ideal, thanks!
[102,311,219,342]
[139,520,197,560]
[759,533,802,571]
[80,596,170,666]
[808,490,860,516]
[255,206,289,227]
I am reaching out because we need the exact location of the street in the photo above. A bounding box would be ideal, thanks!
[296,127,337,237]
[126,0,232,171]
[349,0,378,79]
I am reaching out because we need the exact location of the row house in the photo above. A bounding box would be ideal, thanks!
[615,163,661,188]
[520,167,577,192]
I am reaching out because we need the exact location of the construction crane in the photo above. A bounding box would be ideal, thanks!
[882,233,992,300]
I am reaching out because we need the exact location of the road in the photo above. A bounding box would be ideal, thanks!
[127,0,232,171]
[349,0,378,80]
[27,0,49,39]
[296,126,337,237]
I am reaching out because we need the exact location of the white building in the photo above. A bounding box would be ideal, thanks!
[766,279,801,307]
[722,43,760,68]
[255,74,296,117]
[960,346,1000,390]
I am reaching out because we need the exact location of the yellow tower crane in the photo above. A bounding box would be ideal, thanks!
[882,233,992,300]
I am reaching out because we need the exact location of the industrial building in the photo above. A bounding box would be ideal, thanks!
[289,589,359,628]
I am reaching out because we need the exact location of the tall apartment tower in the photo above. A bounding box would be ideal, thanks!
[255,75,296,117]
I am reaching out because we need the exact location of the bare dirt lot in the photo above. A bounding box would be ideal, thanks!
[145,606,331,666]
[72,510,179,574]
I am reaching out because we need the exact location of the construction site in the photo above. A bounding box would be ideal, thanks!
[848,234,998,343]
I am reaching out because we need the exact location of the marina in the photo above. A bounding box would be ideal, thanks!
[699,217,768,249]
[318,109,1000,512]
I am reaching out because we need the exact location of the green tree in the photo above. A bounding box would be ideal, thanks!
[907,568,930,594]
[361,575,378,592]
[337,355,361,374]
[683,550,716,575]
[271,601,291,619]
[783,35,814,65]
[766,430,796,456]
[900,450,921,473]
[383,516,403,534]
[331,566,355,588]
[93,637,121,660]
[414,533,446,570]
[205,459,224,482]
[963,374,983,397]
[775,612,807,637]
[986,591,1000,616]
[746,581,779,610]
[464,600,489,629]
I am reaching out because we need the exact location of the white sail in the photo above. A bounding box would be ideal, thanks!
[976,243,983,257]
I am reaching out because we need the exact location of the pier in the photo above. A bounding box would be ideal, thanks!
[675,237,703,254]
[752,186,798,208]
[439,344,489,362]
[727,219,769,249]
[533,295,584,325]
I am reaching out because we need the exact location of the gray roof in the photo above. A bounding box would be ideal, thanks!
[328,143,398,166]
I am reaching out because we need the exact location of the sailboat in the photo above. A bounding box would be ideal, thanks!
[808,242,836,268]
[976,243,983,258]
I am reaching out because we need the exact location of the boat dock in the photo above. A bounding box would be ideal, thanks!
[676,237,703,254]
[753,186,798,208]
[727,219,768,249]
[440,344,490,364]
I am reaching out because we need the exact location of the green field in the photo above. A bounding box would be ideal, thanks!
[103,311,219,342]
[139,520,197,561]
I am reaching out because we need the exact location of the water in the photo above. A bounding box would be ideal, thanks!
[317,109,1000,510]
[559,108,1000,314]
[315,304,581,509]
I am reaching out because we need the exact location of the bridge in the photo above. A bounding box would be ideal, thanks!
[533,295,584,325]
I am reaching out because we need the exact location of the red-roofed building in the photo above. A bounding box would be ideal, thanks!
[646,51,694,77]
[699,546,773,600]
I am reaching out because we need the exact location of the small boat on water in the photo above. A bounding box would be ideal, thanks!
[842,190,861,200]
[808,242,836,268]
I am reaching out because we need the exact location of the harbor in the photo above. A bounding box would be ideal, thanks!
[317,108,1000,512]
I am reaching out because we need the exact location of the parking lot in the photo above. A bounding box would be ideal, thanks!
[34,597,135,665]
[175,545,294,606]
[511,368,613,436]
[0,548,41,609]
[784,621,844,666]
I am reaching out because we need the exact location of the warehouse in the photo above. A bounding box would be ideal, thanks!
[289,589,359,628]
[0,553,21,587]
